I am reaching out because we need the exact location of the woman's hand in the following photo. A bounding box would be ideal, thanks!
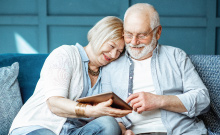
[47,96,131,118]
[85,99,132,118]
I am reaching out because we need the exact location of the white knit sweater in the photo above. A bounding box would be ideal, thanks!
[9,44,84,135]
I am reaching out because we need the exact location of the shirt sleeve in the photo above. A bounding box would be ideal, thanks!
[175,49,210,118]
[40,46,74,100]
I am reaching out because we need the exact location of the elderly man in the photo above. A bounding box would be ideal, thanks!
[101,3,210,135]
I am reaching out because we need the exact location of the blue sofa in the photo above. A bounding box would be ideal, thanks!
[0,54,220,135]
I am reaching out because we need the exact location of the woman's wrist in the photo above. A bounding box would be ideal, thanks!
[84,104,93,117]
[75,103,88,117]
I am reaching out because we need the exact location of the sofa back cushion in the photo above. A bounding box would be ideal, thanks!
[0,54,48,103]
[189,55,220,133]
[0,62,23,135]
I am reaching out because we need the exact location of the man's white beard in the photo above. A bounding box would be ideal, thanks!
[126,35,157,59]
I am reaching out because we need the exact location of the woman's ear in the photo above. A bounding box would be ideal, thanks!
[156,25,162,40]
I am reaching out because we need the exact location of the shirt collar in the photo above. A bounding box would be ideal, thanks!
[75,43,89,62]
[153,43,160,54]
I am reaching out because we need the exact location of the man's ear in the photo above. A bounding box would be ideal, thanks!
[156,25,162,40]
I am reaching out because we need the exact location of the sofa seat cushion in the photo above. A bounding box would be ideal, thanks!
[0,62,23,135]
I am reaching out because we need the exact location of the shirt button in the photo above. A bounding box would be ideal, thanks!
[130,77,132,79]
[128,93,131,95]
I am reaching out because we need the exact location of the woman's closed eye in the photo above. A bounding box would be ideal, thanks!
[108,44,115,49]
[118,50,122,54]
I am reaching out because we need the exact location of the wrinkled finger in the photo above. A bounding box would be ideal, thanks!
[137,106,145,114]
[100,98,113,107]
[130,98,140,107]
[112,109,132,115]
[126,93,139,103]
[106,112,129,118]
[106,108,132,116]
[133,102,142,112]
[114,111,131,117]
[113,114,129,118]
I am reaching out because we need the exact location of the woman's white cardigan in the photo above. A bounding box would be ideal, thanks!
[9,44,84,135]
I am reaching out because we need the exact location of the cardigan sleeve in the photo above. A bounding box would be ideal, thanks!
[40,45,83,101]
[40,46,74,100]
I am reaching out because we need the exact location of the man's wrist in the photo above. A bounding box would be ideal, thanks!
[157,95,166,109]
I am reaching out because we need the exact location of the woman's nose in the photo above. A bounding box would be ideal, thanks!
[110,50,117,59]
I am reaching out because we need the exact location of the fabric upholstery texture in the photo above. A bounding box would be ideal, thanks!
[0,62,23,135]
[189,55,220,134]
[0,54,48,103]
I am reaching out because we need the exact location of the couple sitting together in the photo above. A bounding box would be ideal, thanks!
[9,3,210,135]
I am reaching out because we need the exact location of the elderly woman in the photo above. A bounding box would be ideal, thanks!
[9,16,131,135]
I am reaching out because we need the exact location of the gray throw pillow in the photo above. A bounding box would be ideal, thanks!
[0,62,23,135]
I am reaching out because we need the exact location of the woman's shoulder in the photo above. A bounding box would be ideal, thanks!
[52,45,81,60]
[57,45,78,54]
[43,45,82,72]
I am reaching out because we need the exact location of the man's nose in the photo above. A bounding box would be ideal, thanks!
[130,36,139,45]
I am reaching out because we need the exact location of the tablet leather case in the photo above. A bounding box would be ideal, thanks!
[77,92,132,110]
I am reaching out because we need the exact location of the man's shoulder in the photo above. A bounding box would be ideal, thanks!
[159,44,188,61]
[159,45,187,55]
[160,44,184,52]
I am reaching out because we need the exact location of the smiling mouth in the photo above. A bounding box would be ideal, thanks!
[131,46,144,49]
[103,54,111,61]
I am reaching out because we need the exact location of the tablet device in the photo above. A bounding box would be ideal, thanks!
[77,92,132,110]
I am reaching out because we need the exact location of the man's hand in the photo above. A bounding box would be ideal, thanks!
[118,123,134,135]
[126,92,187,114]
[124,130,135,135]
[126,92,162,113]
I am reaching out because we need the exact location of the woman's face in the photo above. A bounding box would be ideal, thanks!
[96,39,125,66]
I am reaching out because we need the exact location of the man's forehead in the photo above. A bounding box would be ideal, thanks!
[124,23,151,34]
[124,13,151,33]
[124,11,150,22]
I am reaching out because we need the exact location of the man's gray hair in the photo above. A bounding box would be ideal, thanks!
[124,3,160,30]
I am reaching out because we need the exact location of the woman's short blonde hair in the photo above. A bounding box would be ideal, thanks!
[87,16,123,54]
